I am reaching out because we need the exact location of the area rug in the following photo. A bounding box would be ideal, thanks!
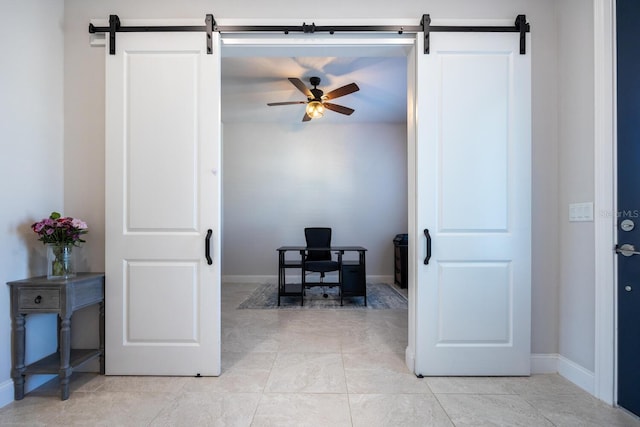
[237,283,407,309]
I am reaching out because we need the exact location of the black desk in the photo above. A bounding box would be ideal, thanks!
[276,246,367,306]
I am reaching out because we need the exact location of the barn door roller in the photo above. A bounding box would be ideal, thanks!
[90,14,216,55]
[421,14,530,54]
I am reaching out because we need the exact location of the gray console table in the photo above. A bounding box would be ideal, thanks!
[7,272,105,400]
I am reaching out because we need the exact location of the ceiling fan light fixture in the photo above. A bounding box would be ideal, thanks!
[267,77,359,122]
[306,100,325,119]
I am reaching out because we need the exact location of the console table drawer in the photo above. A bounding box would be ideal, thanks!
[19,289,60,310]
[18,289,60,310]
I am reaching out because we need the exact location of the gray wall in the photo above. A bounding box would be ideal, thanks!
[222,122,407,279]
[0,0,65,405]
[557,0,596,372]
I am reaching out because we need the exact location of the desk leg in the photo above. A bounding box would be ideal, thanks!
[361,250,367,306]
[59,315,72,400]
[278,252,283,306]
[11,313,26,400]
[338,251,344,306]
[99,301,105,375]
[300,251,306,306]
[300,264,305,307]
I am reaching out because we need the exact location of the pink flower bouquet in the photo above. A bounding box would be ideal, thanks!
[32,212,88,247]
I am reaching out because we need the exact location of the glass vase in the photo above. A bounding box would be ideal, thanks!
[47,243,76,279]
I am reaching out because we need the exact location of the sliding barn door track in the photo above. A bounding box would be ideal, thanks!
[89,13,530,55]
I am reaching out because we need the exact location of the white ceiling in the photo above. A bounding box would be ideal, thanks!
[220,56,408,124]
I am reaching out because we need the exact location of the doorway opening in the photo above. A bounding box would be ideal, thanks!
[219,36,414,370]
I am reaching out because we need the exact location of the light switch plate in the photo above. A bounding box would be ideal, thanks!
[569,202,594,222]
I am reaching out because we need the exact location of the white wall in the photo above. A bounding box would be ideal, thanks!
[0,0,65,407]
[222,122,407,280]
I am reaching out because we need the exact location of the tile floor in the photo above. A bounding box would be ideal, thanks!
[1,282,639,426]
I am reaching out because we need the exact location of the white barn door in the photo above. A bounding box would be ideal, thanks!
[105,31,221,375]
[412,31,531,375]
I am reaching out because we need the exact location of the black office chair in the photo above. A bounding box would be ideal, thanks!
[304,227,340,298]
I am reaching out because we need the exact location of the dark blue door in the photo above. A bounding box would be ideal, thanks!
[617,0,640,417]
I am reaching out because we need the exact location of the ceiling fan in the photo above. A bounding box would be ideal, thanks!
[267,77,360,122]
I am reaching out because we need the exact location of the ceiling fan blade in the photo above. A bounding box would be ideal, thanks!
[267,101,306,106]
[289,78,313,98]
[324,102,355,116]
[324,83,360,100]
[302,112,312,122]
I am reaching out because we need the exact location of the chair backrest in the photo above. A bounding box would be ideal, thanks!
[304,227,332,261]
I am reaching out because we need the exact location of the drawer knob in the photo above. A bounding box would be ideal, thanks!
[34,295,42,304]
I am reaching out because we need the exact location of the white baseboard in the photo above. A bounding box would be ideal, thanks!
[558,354,595,395]
[222,275,276,284]
[530,353,595,396]
[369,275,395,284]
[530,353,559,374]
[0,374,55,409]
[405,346,416,374]
[222,274,395,284]
[0,378,13,409]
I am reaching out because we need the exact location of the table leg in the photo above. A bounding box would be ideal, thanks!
[59,315,72,400]
[11,313,26,400]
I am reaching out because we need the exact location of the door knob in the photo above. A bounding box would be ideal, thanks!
[625,285,632,292]
[615,244,640,256]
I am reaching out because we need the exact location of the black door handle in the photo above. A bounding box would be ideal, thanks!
[424,229,431,265]
[205,229,213,265]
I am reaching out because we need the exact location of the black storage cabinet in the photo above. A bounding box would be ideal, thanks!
[393,234,408,289]
[341,261,367,305]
